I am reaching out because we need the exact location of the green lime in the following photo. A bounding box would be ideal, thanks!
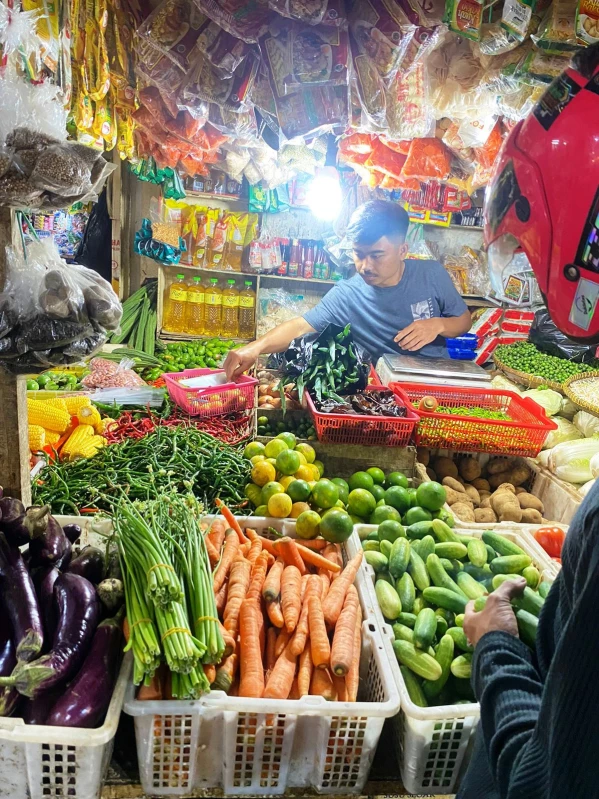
[385,471,409,489]
[276,449,301,476]
[311,479,339,509]
[261,481,285,504]
[370,505,402,525]
[287,479,312,503]
[347,488,377,518]
[245,483,263,506]
[416,482,447,511]
[403,506,433,525]
[384,486,411,514]
[244,441,266,460]
[277,431,297,449]
[370,484,386,503]
[264,439,289,459]
[320,509,354,543]
[255,504,268,516]
[296,510,322,539]
[366,467,385,485]
[295,443,316,464]
[348,471,375,491]
[314,459,325,477]
[351,514,367,527]
[331,477,349,504]
[26,379,40,391]
[377,520,405,543]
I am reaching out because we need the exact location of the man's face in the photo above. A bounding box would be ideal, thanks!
[351,236,409,287]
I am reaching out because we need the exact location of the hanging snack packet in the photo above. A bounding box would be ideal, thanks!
[516,46,570,84]
[401,138,451,181]
[576,0,599,42]
[532,0,579,52]
[182,51,259,112]
[285,23,349,90]
[192,0,270,43]
[269,0,345,26]
[444,0,484,40]
[196,19,251,76]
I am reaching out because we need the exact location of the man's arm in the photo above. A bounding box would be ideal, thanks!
[223,317,315,381]
[395,310,471,351]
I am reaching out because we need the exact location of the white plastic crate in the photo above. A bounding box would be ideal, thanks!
[356,523,556,794]
[123,516,400,797]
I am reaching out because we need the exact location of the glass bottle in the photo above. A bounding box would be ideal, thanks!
[222,279,239,339]
[186,276,205,336]
[204,278,222,336]
[163,274,188,334]
[238,280,256,339]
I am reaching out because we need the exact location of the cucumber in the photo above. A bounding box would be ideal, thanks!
[490,554,532,574]
[426,554,468,597]
[463,563,492,580]
[400,665,428,707]
[396,572,416,613]
[538,581,551,599]
[363,541,381,552]
[422,634,454,700]
[455,613,465,627]
[435,608,454,626]
[482,531,528,558]
[408,548,430,592]
[364,551,388,573]
[414,535,436,562]
[450,558,465,573]
[414,608,437,650]
[456,534,476,545]
[439,558,456,576]
[412,597,430,615]
[397,611,417,628]
[457,571,488,600]
[522,565,540,589]
[435,542,468,560]
[380,539,393,559]
[392,623,415,643]
[436,614,448,637]
[492,573,522,590]
[389,538,411,579]
[516,609,538,648]
[375,580,402,620]
[431,519,461,544]
[467,539,488,567]
[485,544,498,563]
[473,596,488,612]
[376,572,394,586]
[366,530,380,541]
[450,653,473,679]
[481,577,494,592]
[514,587,545,617]
[422,587,468,614]
[406,520,434,540]
[393,640,443,681]
[446,626,473,653]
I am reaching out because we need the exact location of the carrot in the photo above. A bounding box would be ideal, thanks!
[245,528,258,540]
[238,599,264,697]
[308,595,331,669]
[297,644,313,697]
[322,551,363,627]
[266,598,285,628]
[223,556,252,638]
[290,575,321,657]
[246,537,263,565]
[275,628,290,659]
[247,550,270,601]
[274,537,307,575]
[296,542,342,573]
[281,565,302,633]
[266,626,277,673]
[137,669,164,701]
[203,663,217,685]
[215,577,229,616]
[296,538,328,550]
[330,585,360,676]
[263,642,298,699]
[300,573,311,603]
[346,605,362,702]
[322,543,343,577]
[262,558,285,602]
[310,667,337,700]
[213,653,238,693]
[318,571,331,599]
[213,530,240,593]
[289,677,301,700]
[215,499,248,544]
[219,621,236,657]
[207,518,227,554]
[205,534,220,567]
[258,536,278,557]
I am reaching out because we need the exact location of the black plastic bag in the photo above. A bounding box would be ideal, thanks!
[75,188,112,284]
[529,309,599,363]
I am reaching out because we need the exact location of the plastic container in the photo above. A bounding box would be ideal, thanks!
[124,516,400,797]
[391,382,557,457]
[164,368,258,417]
[356,523,556,794]
[163,274,188,334]
[222,279,239,339]
[306,386,420,447]
[185,276,205,336]
[446,333,478,361]
[204,278,222,336]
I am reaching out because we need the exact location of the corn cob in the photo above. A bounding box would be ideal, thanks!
[77,405,101,429]
[29,425,46,451]
[63,395,92,415]
[61,424,94,459]
[71,434,107,460]
[97,417,117,435]
[44,430,61,446]
[27,398,71,433]
[43,397,68,412]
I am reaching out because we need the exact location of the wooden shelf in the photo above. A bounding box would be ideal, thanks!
[185,191,246,203]
[260,273,337,286]
[462,294,502,308]
[159,262,337,287]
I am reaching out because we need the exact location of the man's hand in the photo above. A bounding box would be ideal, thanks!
[224,344,259,381]
[394,318,444,351]
[463,578,527,648]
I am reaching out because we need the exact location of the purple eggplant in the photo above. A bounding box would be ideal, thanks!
[22,689,62,724]
[0,615,19,717]
[0,498,50,547]
[55,536,72,571]
[46,612,123,727]
[34,566,60,644]
[0,533,43,662]
[29,515,68,567]
[67,546,105,584]
[62,523,82,545]
[0,573,99,698]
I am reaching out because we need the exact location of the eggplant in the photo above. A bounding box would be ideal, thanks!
[0,614,19,717]
[55,536,72,571]
[97,579,124,613]
[1,573,99,699]
[0,498,50,547]
[29,515,68,567]
[22,689,62,724]
[0,533,43,662]
[46,612,123,727]
[67,546,105,584]
[34,566,60,644]
[62,523,82,545]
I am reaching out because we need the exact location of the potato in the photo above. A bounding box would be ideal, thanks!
[479,490,491,501]
[426,467,437,482]
[270,398,282,408]
[510,465,531,487]
[474,508,497,523]
[488,471,513,490]
[432,456,458,480]
[491,492,522,523]
[456,476,466,485]
[260,403,275,409]
[451,502,476,522]
[445,486,463,506]
[442,476,466,493]
[480,496,492,509]
[464,485,481,506]
[495,483,516,495]
[258,395,274,406]
[472,478,491,493]
[417,447,430,466]
[515,487,527,495]
[487,459,512,475]
[459,457,482,482]
[518,493,543,512]
[521,508,543,523]
[258,385,272,397]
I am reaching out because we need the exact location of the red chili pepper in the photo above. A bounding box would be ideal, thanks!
[533,526,565,559]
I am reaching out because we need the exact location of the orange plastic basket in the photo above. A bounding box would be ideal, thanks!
[164,369,258,418]
[390,382,557,457]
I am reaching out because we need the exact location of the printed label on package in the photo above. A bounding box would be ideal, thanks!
[534,73,581,131]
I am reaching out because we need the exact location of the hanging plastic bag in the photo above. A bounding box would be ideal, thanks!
[81,357,147,388]
[529,308,599,363]
[269,0,345,26]
[401,138,451,181]
[532,0,579,52]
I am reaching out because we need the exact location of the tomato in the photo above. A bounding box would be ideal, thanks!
[533,526,565,559]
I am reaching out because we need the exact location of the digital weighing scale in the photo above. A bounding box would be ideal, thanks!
[376,353,491,388]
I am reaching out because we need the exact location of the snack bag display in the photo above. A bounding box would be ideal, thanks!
[192,0,270,43]
[532,0,579,52]
[269,0,345,25]
[401,138,451,181]
[576,0,599,42]
[444,0,484,40]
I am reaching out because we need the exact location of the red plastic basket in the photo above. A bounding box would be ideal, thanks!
[306,386,419,447]
[389,382,557,457]
[164,368,258,418]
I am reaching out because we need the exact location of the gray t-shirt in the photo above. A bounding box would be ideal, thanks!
[303,260,468,361]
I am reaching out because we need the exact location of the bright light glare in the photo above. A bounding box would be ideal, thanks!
[306,174,342,221]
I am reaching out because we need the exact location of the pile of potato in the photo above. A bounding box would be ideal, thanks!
[418,451,546,524]
[257,371,302,410]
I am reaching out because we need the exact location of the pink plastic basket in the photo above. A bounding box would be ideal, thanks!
[164,369,258,418]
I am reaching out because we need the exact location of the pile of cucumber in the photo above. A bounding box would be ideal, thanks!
[363,520,551,708]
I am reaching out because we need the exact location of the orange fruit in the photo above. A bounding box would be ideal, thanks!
[251,461,276,487]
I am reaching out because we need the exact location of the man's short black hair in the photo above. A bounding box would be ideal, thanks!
[346,200,409,246]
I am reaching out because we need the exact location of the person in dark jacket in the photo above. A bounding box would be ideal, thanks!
[458,482,599,798]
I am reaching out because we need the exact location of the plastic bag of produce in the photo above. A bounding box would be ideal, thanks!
[529,308,599,363]
[81,358,146,389]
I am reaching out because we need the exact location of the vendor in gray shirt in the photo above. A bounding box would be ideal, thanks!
[224,200,472,380]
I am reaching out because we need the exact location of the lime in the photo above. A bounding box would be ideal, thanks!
[331,477,349,504]
[276,449,301,476]
[309,464,322,481]
[370,484,386,503]
[370,505,402,524]
[255,504,268,516]
[384,486,411,514]
[407,488,419,507]
[378,520,405,543]
[376,498,386,507]
[366,467,386,485]
[347,488,376,518]
[264,439,289,459]
[348,471,375,492]
[295,443,316,464]
[290,501,311,519]
[250,455,266,466]
[267,458,278,467]
[296,510,322,539]
[268,493,293,518]
[334,499,346,508]
[314,459,325,477]
[311,479,339,509]
[403,506,433,525]
[276,432,297,449]
[357,525,372,540]
[416,482,447,512]
[320,510,354,543]
[296,451,307,466]
[244,441,266,460]
[280,475,296,490]
[386,471,409,489]
[295,465,315,482]
[251,461,276,487]
[245,483,263,506]
[261,481,285,504]
[287,479,312,503]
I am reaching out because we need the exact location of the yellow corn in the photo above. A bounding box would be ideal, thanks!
[97,417,116,435]
[77,405,101,429]
[61,424,94,459]
[29,425,46,451]
[43,397,68,412]
[63,395,92,415]
[44,430,61,446]
[72,434,107,460]
[27,398,71,433]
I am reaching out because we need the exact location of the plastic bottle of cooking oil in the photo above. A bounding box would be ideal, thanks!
[163,274,188,334]
[204,278,222,336]
[221,279,239,339]
[186,276,204,336]
[238,280,256,339]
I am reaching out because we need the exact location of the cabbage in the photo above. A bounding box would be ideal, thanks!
[542,417,583,449]
[573,410,599,438]
[580,479,596,498]
[591,452,599,479]
[560,397,577,420]
[491,375,523,395]
[522,388,563,417]
[548,438,599,483]
[537,449,551,468]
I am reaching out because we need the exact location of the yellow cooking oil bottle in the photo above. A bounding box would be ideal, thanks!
[204,278,222,336]
[186,276,204,336]
[238,280,256,339]
[221,279,239,339]
[163,274,188,334]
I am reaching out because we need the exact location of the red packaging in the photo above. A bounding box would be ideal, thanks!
[469,307,503,338]
[500,320,533,334]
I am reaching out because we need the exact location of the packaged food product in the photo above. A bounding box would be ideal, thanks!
[532,0,579,52]
[269,0,345,26]
[286,23,349,90]
[192,0,270,43]
[401,137,451,181]
[444,0,484,40]
[516,46,570,85]
[82,358,146,389]
[576,0,599,43]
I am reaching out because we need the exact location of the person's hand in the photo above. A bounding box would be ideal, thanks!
[394,318,444,351]
[223,344,259,381]
[463,578,527,648]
